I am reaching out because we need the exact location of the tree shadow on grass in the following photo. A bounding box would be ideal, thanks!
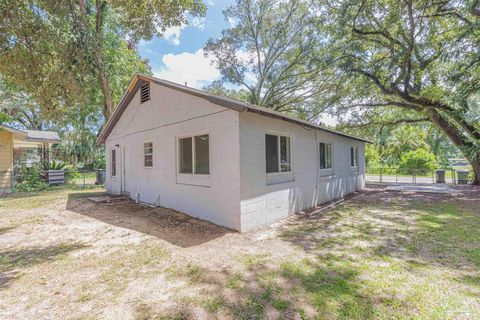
[280,189,480,269]
[148,255,375,319]
[0,243,87,289]
[0,226,16,236]
[268,189,480,317]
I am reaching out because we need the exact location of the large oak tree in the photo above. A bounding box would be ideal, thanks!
[317,0,480,184]
[204,0,340,121]
[0,0,205,120]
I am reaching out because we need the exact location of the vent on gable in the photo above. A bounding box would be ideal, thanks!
[140,82,150,103]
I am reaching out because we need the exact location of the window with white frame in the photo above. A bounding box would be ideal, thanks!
[265,134,291,173]
[111,149,116,177]
[319,142,333,169]
[144,142,153,167]
[351,146,358,167]
[179,134,209,174]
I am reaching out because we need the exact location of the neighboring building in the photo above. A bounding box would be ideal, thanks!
[0,126,60,194]
[97,74,368,232]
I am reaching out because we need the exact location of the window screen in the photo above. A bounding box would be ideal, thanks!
[180,137,193,173]
[179,134,210,175]
[144,142,153,167]
[280,136,291,172]
[265,134,279,173]
[195,135,209,174]
[351,146,358,167]
[111,149,116,177]
[319,143,332,169]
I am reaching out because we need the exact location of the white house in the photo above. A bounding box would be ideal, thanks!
[97,74,368,232]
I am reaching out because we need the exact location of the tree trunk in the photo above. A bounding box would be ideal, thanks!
[429,109,480,185]
[94,0,113,120]
[470,160,480,185]
[77,0,113,120]
[99,71,113,119]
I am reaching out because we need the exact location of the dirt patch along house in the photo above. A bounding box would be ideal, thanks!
[97,74,368,232]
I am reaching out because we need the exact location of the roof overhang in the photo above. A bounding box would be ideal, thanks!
[0,125,60,143]
[96,74,371,145]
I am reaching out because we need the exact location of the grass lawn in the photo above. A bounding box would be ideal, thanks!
[73,171,98,186]
[0,186,479,319]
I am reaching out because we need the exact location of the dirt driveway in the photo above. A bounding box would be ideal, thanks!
[1,186,479,319]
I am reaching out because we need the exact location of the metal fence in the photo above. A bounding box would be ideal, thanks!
[366,166,472,184]
[0,168,105,194]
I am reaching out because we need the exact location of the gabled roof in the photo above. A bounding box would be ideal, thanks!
[96,74,370,144]
[0,125,60,143]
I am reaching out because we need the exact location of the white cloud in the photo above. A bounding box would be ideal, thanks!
[161,16,208,45]
[191,17,206,30]
[154,49,220,88]
[162,25,186,46]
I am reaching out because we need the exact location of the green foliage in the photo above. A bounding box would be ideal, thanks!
[0,0,204,119]
[364,144,380,168]
[42,160,79,183]
[343,122,460,168]
[0,112,7,124]
[315,0,480,183]
[202,80,251,103]
[204,0,338,120]
[0,0,205,181]
[15,167,49,192]
[92,152,106,170]
[399,149,437,174]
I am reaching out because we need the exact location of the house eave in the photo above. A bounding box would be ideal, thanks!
[96,74,371,145]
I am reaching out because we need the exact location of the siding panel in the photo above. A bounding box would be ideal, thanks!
[0,130,13,192]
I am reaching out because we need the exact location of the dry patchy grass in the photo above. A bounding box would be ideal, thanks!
[1,186,479,319]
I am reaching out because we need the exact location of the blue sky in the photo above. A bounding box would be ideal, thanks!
[137,0,235,89]
[137,0,336,125]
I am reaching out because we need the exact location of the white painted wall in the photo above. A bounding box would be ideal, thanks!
[105,84,241,230]
[238,112,365,232]
[104,81,365,233]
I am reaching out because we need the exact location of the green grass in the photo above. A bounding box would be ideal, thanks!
[1,187,479,319]
[172,194,480,319]
[0,185,105,210]
[273,197,480,319]
[73,172,97,185]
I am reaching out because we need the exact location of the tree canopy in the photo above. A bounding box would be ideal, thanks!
[1,0,479,184]
[204,0,341,121]
[0,0,205,119]
[314,0,480,183]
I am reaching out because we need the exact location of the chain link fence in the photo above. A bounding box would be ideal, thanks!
[366,166,473,184]
[1,168,106,194]
[2,145,106,194]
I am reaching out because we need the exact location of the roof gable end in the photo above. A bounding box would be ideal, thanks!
[96,74,370,144]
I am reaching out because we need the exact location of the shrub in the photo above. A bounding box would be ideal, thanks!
[15,166,49,192]
[399,148,437,175]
